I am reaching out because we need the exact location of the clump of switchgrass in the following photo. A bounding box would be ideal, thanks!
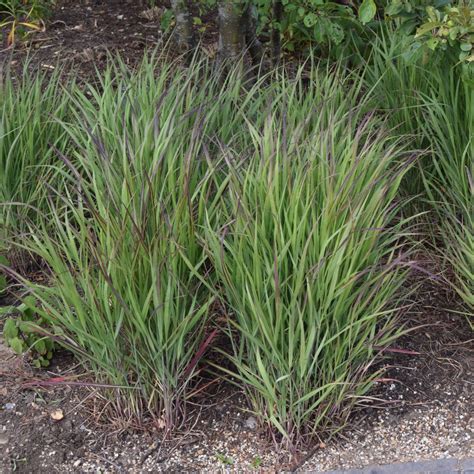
[12,55,242,428]
[203,66,415,449]
[10,54,416,440]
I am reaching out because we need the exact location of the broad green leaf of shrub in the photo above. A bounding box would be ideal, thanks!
[9,337,24,354]
[2,300,55,366]
[34,338,47,355]
[359,0,376,24]
[18,321,34,333]
[386,1,403,17]
[3,318,18,339]
[304,12,317,27]
[160,8,174,33]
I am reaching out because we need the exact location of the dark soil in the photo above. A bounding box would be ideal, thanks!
[1,0,217,80]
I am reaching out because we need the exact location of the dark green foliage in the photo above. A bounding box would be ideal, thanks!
[3,297,56,368]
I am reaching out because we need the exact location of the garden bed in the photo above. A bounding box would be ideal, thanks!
[1,1,473,472]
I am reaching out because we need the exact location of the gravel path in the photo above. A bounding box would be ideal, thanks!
[320,457,474,473]
[300,399,473,472]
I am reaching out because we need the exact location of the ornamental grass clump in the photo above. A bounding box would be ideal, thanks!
[364,32,473,321]
[11,56,240,428]
[203,67,415,449]
[10,56,417,439]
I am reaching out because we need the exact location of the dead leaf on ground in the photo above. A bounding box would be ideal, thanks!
[156,417,166,429]
[50,409,64,421]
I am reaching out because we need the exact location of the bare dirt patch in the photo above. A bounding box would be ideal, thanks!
[1,0,164,79]
[1,0,220,80]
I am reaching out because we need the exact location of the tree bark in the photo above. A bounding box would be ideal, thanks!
[244,3,263,64]
[170,0,196,56]
[218,0,247,63]
[218,0,263,67]
[272,0,282,66]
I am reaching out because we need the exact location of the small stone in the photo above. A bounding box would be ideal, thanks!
[3,403,15,411]
[244,416,258,430]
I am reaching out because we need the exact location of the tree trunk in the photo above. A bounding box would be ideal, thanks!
[272,0,282,66]
[218,1,263,67]
[218,0,247,63]
[244,3,263,64]
[170,0,196,56]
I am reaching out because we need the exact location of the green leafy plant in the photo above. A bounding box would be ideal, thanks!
[415,1,474,65]
[384,0,439,34]
[255,0,370,54]
[359,0,377,24]
[216,453,234,466]
[252,456,262,468]
[160,7,175,33]
[3,296,56,367]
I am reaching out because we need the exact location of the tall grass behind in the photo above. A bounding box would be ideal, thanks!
[363,32,473,322]
[203,69,415,448]
[361,31,439,199]
[0,62,71,233]
[421,72,473,317]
